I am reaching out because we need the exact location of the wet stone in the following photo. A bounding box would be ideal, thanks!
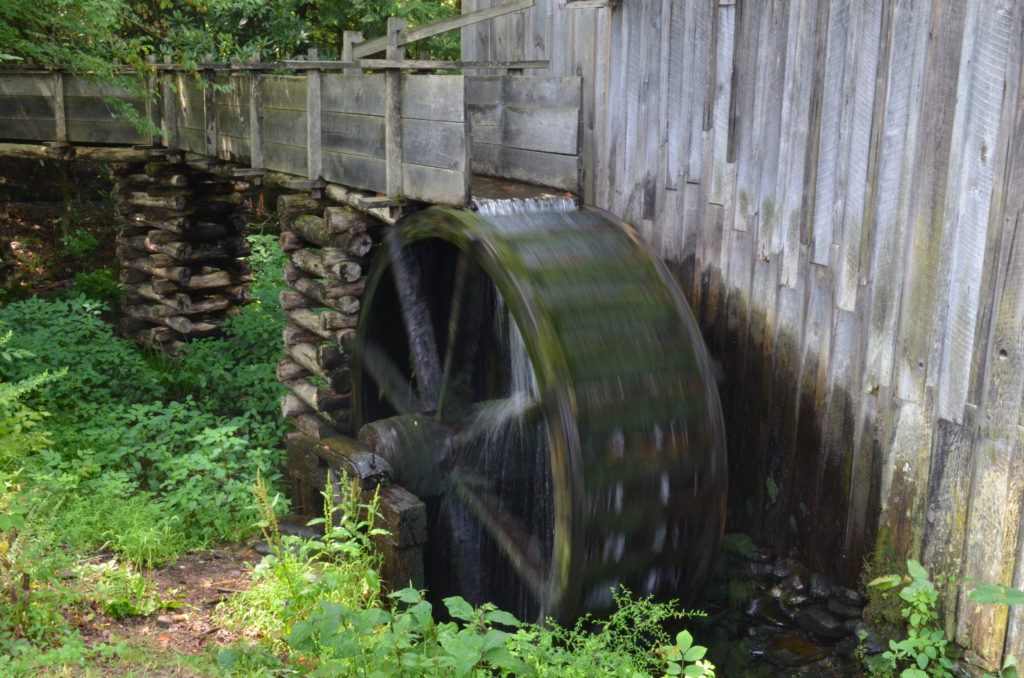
[769,584,784,599]
[745,597,791,627]
[810,572,833,600]
[748,547,774,564]
[787,570,809,594]
[797,605,847,639]
[853,623,888,655]
[787,593,812,607]
[763,633,830,667]
[833,586,864,606]
[749,561,775,581]
[773,559,793,579]
[827,597,864,619]
[747,624,786,641]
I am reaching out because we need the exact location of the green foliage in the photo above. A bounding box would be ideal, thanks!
[866,560,955,678]
[219,476,716,677]
[68,268,122,308]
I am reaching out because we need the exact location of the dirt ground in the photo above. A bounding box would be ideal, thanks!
[71,542,261,657]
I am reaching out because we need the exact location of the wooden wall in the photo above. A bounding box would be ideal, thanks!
[463,0,1024,667]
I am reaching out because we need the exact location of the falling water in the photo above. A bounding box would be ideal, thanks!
[471,195,578,216]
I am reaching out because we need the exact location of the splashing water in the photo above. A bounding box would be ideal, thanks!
[471,196,578,216]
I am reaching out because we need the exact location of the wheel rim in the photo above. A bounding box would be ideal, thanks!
[353,206,726,622]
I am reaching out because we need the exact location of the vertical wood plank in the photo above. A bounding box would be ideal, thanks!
[52,70,67,144]
[202,54,217,158]
[385,18,406,198]
[306,48,323,181]
[161,66,179,151]
[249,54,264,169]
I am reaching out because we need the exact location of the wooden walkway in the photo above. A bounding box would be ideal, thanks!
[0,57,582,205]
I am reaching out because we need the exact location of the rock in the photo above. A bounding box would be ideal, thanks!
[797,605,847,639]
[769,584,784,599]
[253,539,271,556]
[853,623,888,655]
[773,558,793,579]
[747,624,786,641]
[749,561,775,581]
[278,515,321,539]
[763,633,829,667]
[787,572,809,595]
[810,572,833,600]
[833,586,864,606]
[746,597,791,627]
[787,594,812,607]
[827,597,864,619]
[748,547,774,563]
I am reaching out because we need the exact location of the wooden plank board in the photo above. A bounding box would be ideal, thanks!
[936,0,1016,423]
[401,163,467,205]
[472,142,579,192]
[0,74,54,96]
[323,149,386,194]
[322,112,385,158]
[66,96,144,122]
[263,141,308,177]
[401,75,464,122]
[322,74,385,115]
[401,119,466,171]
[67,120,145,144]
[0,118,55,140]
[465,76,504,105]
[0,97,54,119]
[261,75,306,112]
[261,107,307,147]
[502,105,579,154]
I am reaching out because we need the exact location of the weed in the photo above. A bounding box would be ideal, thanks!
[866,559,955,678]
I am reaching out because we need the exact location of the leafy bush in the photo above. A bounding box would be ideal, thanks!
[867,560,955,678]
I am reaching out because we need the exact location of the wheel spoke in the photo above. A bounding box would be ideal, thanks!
[386,228,443,407]
[451,470,549,602]
[353,339,425,414]
[437,253,487,421]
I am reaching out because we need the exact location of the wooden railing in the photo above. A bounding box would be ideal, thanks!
[0,2,584,203]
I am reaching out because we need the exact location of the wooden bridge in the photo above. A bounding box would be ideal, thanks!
[3,0,1024,670]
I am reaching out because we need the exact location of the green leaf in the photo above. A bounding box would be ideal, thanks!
[916,652,929,669]
[684,665,709,678]
[907,559,929,582]
[445,596,476,622]
[664,663,682,675]
[392,586,424,604]
[484,609,521,628]
[676,629,694,653]
[869,573,903,590]
[683,645,707,662]
[665,646,683,662]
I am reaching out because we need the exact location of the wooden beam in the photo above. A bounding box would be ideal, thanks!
[343,31,363,76]
[384,18,405,198]
[51,70,67,144]
[305,48,323,183]
[201,55,217,158]
[351,0,535,58]
[248,53,264,169]
[356,59,550,71]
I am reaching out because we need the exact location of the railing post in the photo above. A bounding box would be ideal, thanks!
[305,48,323,189]
[385,17,406,198]
[249,53,264,170]
[202,53,217,158]
[51,69,67,145]
[144,54,161,146]
[343,31,363,76]
[160,59,178,151]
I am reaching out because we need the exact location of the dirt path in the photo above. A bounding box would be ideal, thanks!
[73,542,261,657]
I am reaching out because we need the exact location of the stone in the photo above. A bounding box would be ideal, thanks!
[827,597,864,619]
[853,623,888,655]
[787,594,812,607]
[748,547,774,563]
[747,624,786,641]
[745,597,791,627]
[763,633,829,667]
[810,572,833,600]
[797,605,847,639]
[773,558,793,579]
[749,561,775,581]
[787,569,809,594]
[833,586,864,606]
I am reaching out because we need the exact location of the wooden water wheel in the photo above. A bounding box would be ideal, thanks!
[352,204,726,622]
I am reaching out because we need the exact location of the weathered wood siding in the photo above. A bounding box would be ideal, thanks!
[464,0,1024,667]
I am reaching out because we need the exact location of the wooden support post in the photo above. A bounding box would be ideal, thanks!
[385,18,406,199]
[248,53,264,170]
[161,63,178,151]
[144,55,161,146]
[305,48,323,189]
[202,54,217,158]
[51,70,67,145]
[342,32,363,76]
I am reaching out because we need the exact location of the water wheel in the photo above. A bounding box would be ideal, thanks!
[352,204,726,622]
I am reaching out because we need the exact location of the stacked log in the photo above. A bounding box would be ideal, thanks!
[115,158,255,353]
[277,198,379,440]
